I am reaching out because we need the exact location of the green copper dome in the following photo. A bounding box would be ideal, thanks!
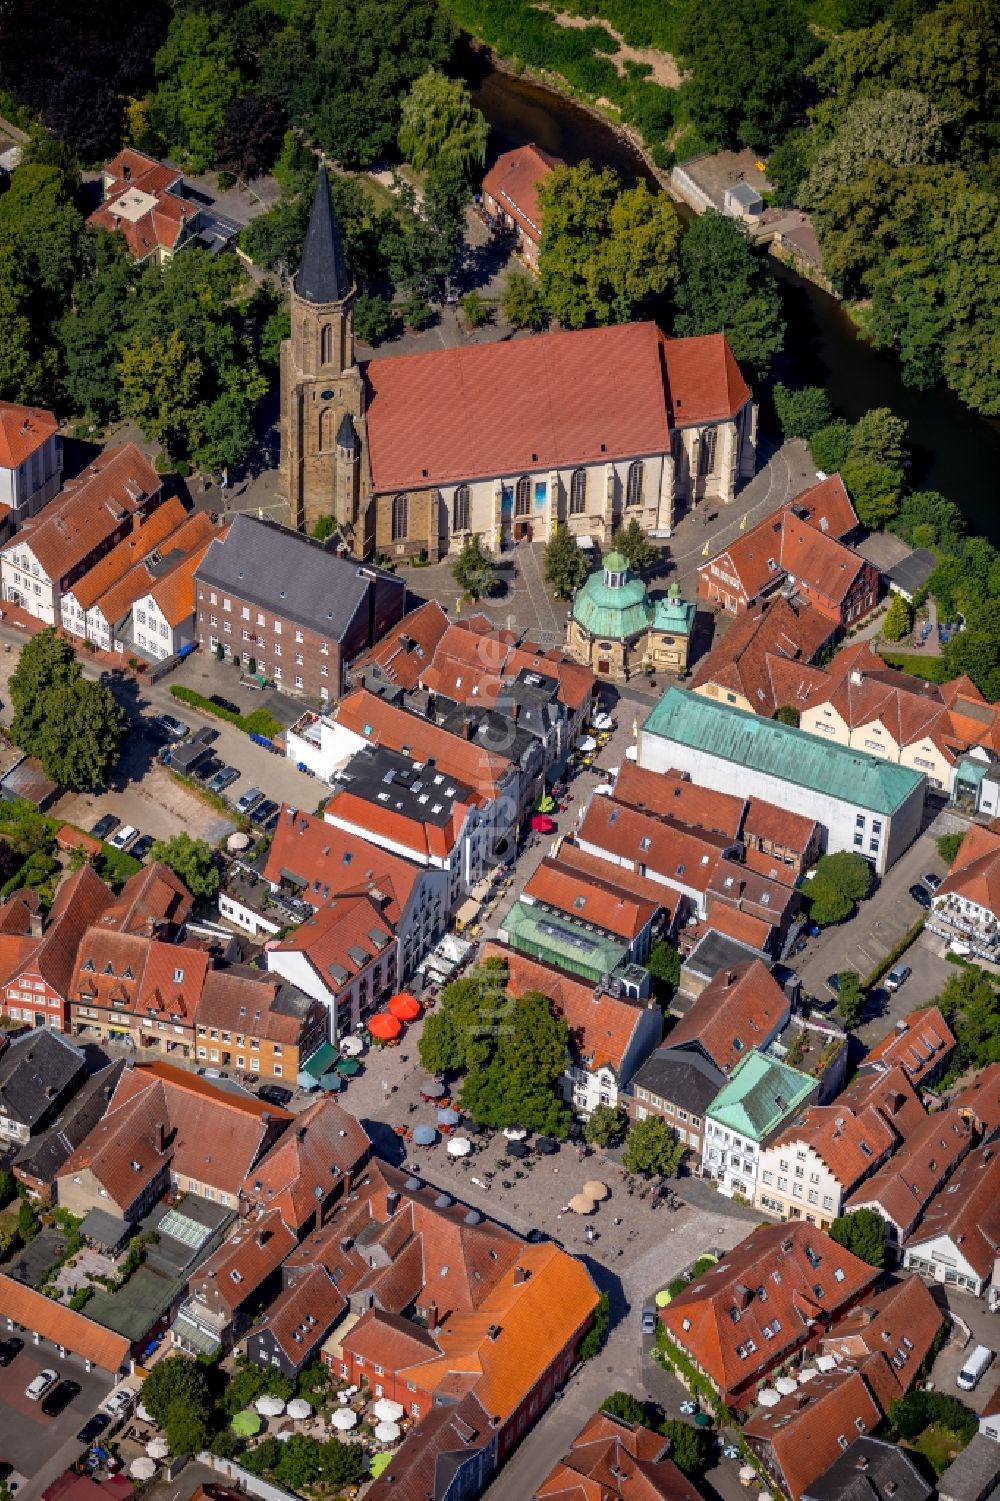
[572,555,653,642]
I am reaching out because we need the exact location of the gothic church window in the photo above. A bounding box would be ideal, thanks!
[392,493,408,541]
[515,475,531,516]
[626,460,644,507]
[570,469,587,515]
[699,428,718,475]
[453,484,470,532]
[321,324,334,365]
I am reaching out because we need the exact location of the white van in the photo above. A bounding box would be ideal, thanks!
[957,1344,994,1391]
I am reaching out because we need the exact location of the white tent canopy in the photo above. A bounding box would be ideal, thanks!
[375,1420,401,1443]
[373,1398,405,1422]
[332,1408,358,1431]
[255,1394,287,1416]
[286,1398,312,1420]
[145,1438,169,1459]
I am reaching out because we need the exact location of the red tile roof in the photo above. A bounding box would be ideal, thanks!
[664,960,789,1072]
[700,495,870,614]
[89,149,197,259]
[953,1063,1000,1138]
[577,796,730,896]
[834,1063,927,1139]
[744,1365,884,1501]
[11,864,115,998]
[691,904,773,952]
[263,804,420,921]
[189,1207,296,1311]
[195,965,316,1048]
[787,474,859,541]
[935,824,1000,917]
[865,1006,956,1088]
[613,763,745,839]
[482,144,561,244]
[904,1142,1000,1279]
[821,1275,943,1391]
[690,598,834,718]
[0,402,58,469]
[534,1411,697,1501]
[556,840,678,916]
[847,1106,973,1237]
[326,787,473,864]
[363,325,750,493]
[251,1263,346,1362]
[770,1102,899,1197]
[743,798,821,860]
[98,510,219,630]
[351,600,453,690]
[146,528,219,629]
[241,1097,371,1231]
[334,689,512,800]
[522,857,657,940]
[8,445,160,582]
[482,943,654,1075]
[67,496,189,612]
[270,888,396,992]
[660,1223,877,1402]
[0,1273,130,1372]
[101,860,193,935]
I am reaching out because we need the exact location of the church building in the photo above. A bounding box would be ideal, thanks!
[279,170,758,559]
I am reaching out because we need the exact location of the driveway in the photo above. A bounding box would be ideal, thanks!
[0,1345,113,1500]
[928,1285,1000,1412]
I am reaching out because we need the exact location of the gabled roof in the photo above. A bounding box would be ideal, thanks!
[270,890,396,995]
[744,1364,885,1501]
[706,1048,816,1140]
[660,1222,877,1400]
[5,445,159,582]
[252,1263,346,1362]
[801,1435,933,1501]
[834,1063,926,1139]
[534,1411,697,1501]
[100,860,193,935]
[352,600,453,691]
[482,143,560,242]
[577,795,730,896]
[262,804,420,919]
[743,797,821,858]
[0,1273,130,1372]
[482,943,652,1075]
[821,1275,943,1391]
[333,688,513,800]
[0,401,58,469]
[190,1207,296,1311]
[145,526,220,628]
[66,496,189,613]
[522,857,657,940]
[14,1060,125,1190]
[0,1027,85,1129]
[665,961,790,1074]
[770,1101,899,1196]
[690,597,834,717]
[241,1097,370,1231]
[88,149,195,259]
[363,324,750,494]
[786,474,859,541]
[905,1143,1000,1278]
[630,1043,726,1118]
[366,1394,494,1501]
[13,863,116,996]
[865,1006,956,1087]
[555,839,679,916]
[195,965,318,1048]
[935,823,1000,917]
[612,763,745,839]
[642,688,925,817]
[847,1107,972,1237]
[953,1063,1000,1138]
[296,167,350,304]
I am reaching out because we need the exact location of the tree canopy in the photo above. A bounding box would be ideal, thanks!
[584,1104,628,1148]
[658,1419,712,1477]
[141,1355,213,1430]
[398,71,488,180]
[808,851,875,927]
[672,212,785,381]
[829,1207,887,1267]
[9,630,123,791]
[622,1116,685,1177]
[451,536,498,600]
[544,525,588,599]
[150,833,219,898]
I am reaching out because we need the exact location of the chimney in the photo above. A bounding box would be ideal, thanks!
[256,1229,269,1249]
[726,970,735,986]
[386,1190,400,1216]
[29,910,42,939]
[298,1126,307,1141]
[486,1324,501,1341]
[856,1454,869,1470]
[895,1019,908,1036]
[849,669,864,687]
[513,1265,530,1285]
[156,1122,168,1154]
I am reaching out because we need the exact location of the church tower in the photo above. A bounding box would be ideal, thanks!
[279,168,368,537]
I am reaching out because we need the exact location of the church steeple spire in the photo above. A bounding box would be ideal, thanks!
[296,166,350,305]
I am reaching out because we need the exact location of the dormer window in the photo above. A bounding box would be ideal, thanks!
[173,968,184,983]
[82,959,96,972]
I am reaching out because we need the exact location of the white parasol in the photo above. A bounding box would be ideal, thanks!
[136,1403,153,1422]
[130,1458,157,1481]
[332,1408,358,1431]
[255,1394,287,1417]
[756,1389,781,1407]
[447,1135,472,1157]
[375,1420,401,1443]
[739,1465,757,1486]
[145,1438,169,1459]
[340,1035,363,1057]
[578,736,598,753]
[286,1398,312,1420]
[797,1366,818,1383]
[775,1376,797,1395]
[815,1354,838,1372]
[503,1126,527,1141]
[373,1398,405,1423]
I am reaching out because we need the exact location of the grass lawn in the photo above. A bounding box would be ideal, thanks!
[880,650,952,683]
[911,1424,966,1474]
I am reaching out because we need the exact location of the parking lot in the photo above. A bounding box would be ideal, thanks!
[0,1345,112,1496]
[929,1286,1000,1413]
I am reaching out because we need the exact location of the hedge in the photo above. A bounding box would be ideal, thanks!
[169,685,282,740]
[863,918,925,989]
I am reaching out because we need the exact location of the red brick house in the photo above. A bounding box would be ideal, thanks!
[481,144,561,272]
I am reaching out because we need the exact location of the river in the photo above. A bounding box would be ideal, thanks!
[465,50,1000,538]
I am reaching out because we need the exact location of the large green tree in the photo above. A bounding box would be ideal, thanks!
[150,833,219,898]
[141,1355,213,1429]
[459,991,572,1138]
[672,212,785,380]
[398,71,488,180]
[9,631,123,791]
[544,526,587,599]
[451,537,498,600]
[622,1116,685,1177]
[149,10,242,171]
[829,1207,886,1267]
[0,163,84,406]
[658,1419,712,1477]
[538,164,680,328]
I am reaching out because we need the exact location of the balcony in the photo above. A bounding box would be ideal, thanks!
[289,710,324,749]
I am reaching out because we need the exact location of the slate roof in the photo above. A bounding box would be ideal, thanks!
[630,1043,725,1117]
[296,167,350,304]
[365,1393,494,1501]
[642,688,926,816]
[13,1060,125,1190]
[0,1027,86,1130]
[936,1432,1000,1501]
[801,1436,933,1501]
[195,515,402,643]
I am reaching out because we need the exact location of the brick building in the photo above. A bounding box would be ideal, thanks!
[481,143,560,272]
[194,513,405,702]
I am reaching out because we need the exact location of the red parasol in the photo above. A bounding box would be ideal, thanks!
[368,1012,402,1040]
[388,992,421,1021]
[531,814,556,833]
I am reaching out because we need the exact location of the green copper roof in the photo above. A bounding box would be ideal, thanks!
[642,687,924,816]
[651,594,695,634]
[572,567,652,642]
[706,1050,816,1141]
[500,898,629,984]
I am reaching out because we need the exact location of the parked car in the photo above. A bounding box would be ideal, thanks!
[922,872,942,892]
[258,1083,292,1107]
[826,974,841,995]
[957,1344,994,1391]
[0,1337,23,1366]
[108,824,138,851]
[259,806,280,833]
[885,964,912,993]
[640,1305,657,1335]
[207,766,240,794]
[76,1413,111,1445]
[252,798,279,826]
[909,883,932,908]
[103,1388,135,1420]
[210,694,241,716]
[193,726,219,746]
[129,834,154,862]
[192,756,222,784]
[235,787,264,817]
[90,813,120,841]
[42,1379,81,1417]
[155,714,189,740]
[25,1369,59,1401]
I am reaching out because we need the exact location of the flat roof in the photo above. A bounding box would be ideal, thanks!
[336,743,475,828]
